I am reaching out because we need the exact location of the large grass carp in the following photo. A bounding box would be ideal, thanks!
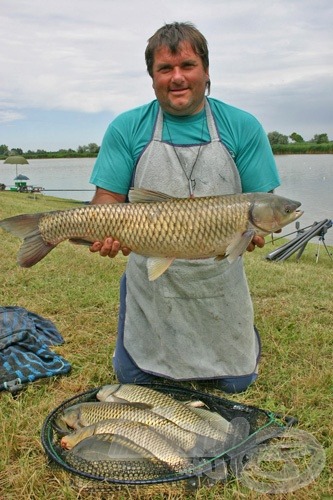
[0,188,302,280]
[96,384,229,443]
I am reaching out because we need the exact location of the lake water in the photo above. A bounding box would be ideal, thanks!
[1,154,332,245]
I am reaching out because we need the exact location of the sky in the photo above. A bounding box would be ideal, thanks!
[1,0,332,151]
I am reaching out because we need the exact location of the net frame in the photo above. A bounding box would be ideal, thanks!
[41,383,287,486]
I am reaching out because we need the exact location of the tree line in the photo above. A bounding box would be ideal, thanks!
[0,143,100,159]
[267,131,331,145]
[0,131,332,159]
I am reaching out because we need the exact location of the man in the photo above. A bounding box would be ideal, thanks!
[89,22,280,392]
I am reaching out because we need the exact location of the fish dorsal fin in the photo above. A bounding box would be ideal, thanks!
[223,229,255,263]
[147,257,175,281]
[128,188,174,204]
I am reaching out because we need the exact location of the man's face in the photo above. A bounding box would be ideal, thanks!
[151,41,209,116]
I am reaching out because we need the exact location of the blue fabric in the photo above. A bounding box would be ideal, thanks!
[113,275,257,394]
[0,306,71,392]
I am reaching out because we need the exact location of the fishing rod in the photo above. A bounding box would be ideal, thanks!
[269,222,316,245]
[272,221,331,261]
[266,219,332,262]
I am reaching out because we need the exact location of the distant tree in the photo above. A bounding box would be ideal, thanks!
[87,143,100,154]
[0,144,9,156]
[58,149,71,155]
[77,144,100,154]
[311,133,329,144]
[267,131,289,146]
[289,132,304,143]
[10,147,23,155]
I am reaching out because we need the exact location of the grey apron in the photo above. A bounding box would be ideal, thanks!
[123,100,259,379]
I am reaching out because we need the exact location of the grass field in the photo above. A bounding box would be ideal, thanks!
[0,191,332,499]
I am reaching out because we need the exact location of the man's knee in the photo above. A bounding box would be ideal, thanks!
[211,373,257,393]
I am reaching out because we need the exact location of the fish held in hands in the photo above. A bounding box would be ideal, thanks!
[0,188,303,280]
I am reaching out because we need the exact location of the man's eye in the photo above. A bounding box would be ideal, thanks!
[158,66,171,73]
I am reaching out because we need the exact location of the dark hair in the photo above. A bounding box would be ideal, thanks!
[145,22,210,79]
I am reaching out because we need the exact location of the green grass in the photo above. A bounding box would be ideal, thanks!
[0,191,332,499]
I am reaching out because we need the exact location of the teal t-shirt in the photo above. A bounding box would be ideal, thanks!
[90,97,280,195]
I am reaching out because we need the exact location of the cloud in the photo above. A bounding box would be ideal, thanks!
[1,0,332,149]
[0,110,26,124]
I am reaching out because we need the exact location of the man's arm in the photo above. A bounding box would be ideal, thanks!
[89,187,131,258]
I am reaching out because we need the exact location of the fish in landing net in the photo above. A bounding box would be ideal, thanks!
[60,419,191,470]
[0,188,303,280]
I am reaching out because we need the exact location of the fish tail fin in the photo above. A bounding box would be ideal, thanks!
[0,213,55,267]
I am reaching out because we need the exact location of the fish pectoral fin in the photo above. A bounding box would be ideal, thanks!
[104,395,133,404]
[128,188,174,204]
[184,400,208,408]
[147,257,175,281]
[225,230,255,263]
[69,238,94,246]
[214,253,227,262]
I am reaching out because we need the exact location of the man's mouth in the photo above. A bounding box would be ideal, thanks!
[170,87,189,93]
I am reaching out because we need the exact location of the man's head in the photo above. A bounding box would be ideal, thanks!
[145,22,210,115]
[145,22,209,78]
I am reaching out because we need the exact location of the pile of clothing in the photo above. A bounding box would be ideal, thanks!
[0,306,71,394]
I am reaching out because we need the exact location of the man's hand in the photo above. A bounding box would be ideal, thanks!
[89,188,130,258]
[247,229,282,253]
[246,235,266,253]
[90,238,131,258]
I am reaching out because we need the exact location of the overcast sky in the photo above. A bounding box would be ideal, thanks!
[1,0,332,151]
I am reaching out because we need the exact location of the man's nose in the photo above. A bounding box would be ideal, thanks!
[171,67,185,83]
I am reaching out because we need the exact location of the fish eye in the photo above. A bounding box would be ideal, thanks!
[285,206,292,213]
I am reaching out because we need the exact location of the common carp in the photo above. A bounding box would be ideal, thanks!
[0,188,303,280]
[55,401,202,452]
[96,384,229,443]
[60,419,192,470]
[64,433,174,481]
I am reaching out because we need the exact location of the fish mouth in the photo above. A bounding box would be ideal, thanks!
[294,209,304,220]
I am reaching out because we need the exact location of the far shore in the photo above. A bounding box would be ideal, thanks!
[1,142,333,161]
